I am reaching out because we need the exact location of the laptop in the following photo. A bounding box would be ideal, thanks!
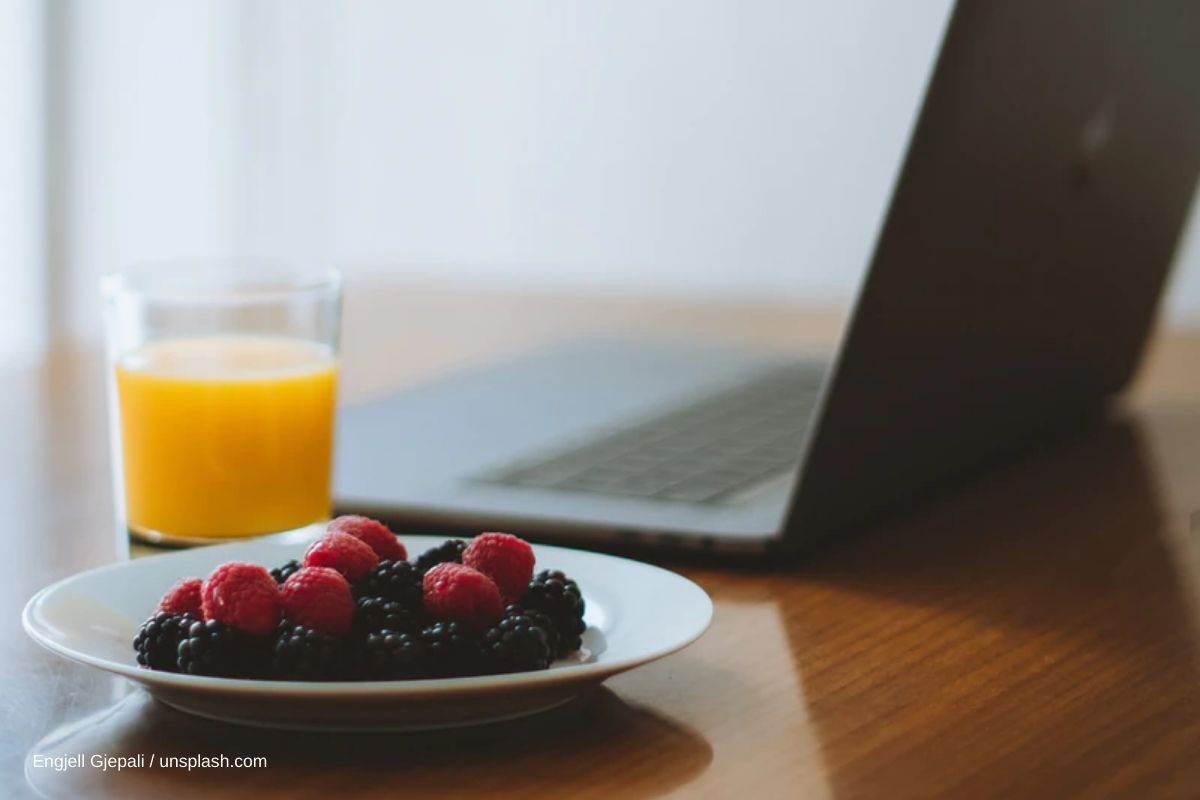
[335,0,1200,555]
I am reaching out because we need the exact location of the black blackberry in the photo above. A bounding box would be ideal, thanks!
[538,569,583,601]
[353,595,428,637]
[362,629,427,679]
[133,612,197,672]
[420,621,484,677]
[516,570,586,657]
[270,559,302,585]
[272,622,346,680]
[354,559,423,605]
[176,619,268,678]
[504,605,559,659]
[413,539,467,574]
[482,612,552,674]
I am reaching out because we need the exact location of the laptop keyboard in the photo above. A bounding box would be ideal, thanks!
[476,365,823,504]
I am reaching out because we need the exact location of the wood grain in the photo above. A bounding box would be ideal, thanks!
[5,283,1200,799]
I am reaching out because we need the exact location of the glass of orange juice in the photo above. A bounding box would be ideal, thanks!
[102,264,342,545]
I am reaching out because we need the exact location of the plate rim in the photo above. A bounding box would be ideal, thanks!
[22,537,713,698]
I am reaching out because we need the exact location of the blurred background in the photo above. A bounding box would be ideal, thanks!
[3,0,1200,368]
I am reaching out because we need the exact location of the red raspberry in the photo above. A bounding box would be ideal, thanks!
[462,532,535,601]
[280,566,354,636]
[201,562,282,635]
[422,563,503,627]
[157,577,203,616]
[303,531,379,581]
[327,515,406,561]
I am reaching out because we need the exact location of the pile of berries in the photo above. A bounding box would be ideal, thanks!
[132,517,586,681]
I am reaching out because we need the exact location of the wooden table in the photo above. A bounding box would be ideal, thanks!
[5,284,1200,799]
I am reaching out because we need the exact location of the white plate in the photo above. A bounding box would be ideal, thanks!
[22,532,711,731]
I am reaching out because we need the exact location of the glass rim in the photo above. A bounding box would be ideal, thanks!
[102,262,342,305]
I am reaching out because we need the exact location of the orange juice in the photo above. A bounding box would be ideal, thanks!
[115,336,338,539]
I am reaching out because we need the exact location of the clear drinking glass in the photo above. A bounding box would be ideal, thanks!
[102,264,342,546]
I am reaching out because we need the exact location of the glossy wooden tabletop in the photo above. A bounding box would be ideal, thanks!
[5,284,1200,799]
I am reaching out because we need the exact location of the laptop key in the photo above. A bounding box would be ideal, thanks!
[476,364,821,505]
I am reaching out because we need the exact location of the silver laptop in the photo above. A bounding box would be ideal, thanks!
[336,0,1200,556]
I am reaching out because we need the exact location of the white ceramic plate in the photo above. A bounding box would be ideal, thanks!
[22,533,712,731]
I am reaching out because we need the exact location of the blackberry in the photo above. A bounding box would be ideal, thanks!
[516,570,586,657]
[176,619,269,678]
[482,612,552,674]
[270,559,302,585]
[353,595,428,637]
[420,621,484,677]
[271,622,346,680]
[354,559,423,605]
[362,629,427,679]
[133,612,197,672]
[505,605,559,658]
[413,539,467,574]
[538,569,583,601]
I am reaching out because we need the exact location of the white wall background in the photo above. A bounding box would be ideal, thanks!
[0,0,46,362]
[48,0,246,345]
[28,1,1200,347]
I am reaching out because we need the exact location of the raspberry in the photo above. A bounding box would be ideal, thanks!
[157,577,203,616]
[462,532,535,601]
[303,531,379,581]
[328,515,407,561]
[281,566,354,636]
[422,563,504,627]
[201,562,283,636]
